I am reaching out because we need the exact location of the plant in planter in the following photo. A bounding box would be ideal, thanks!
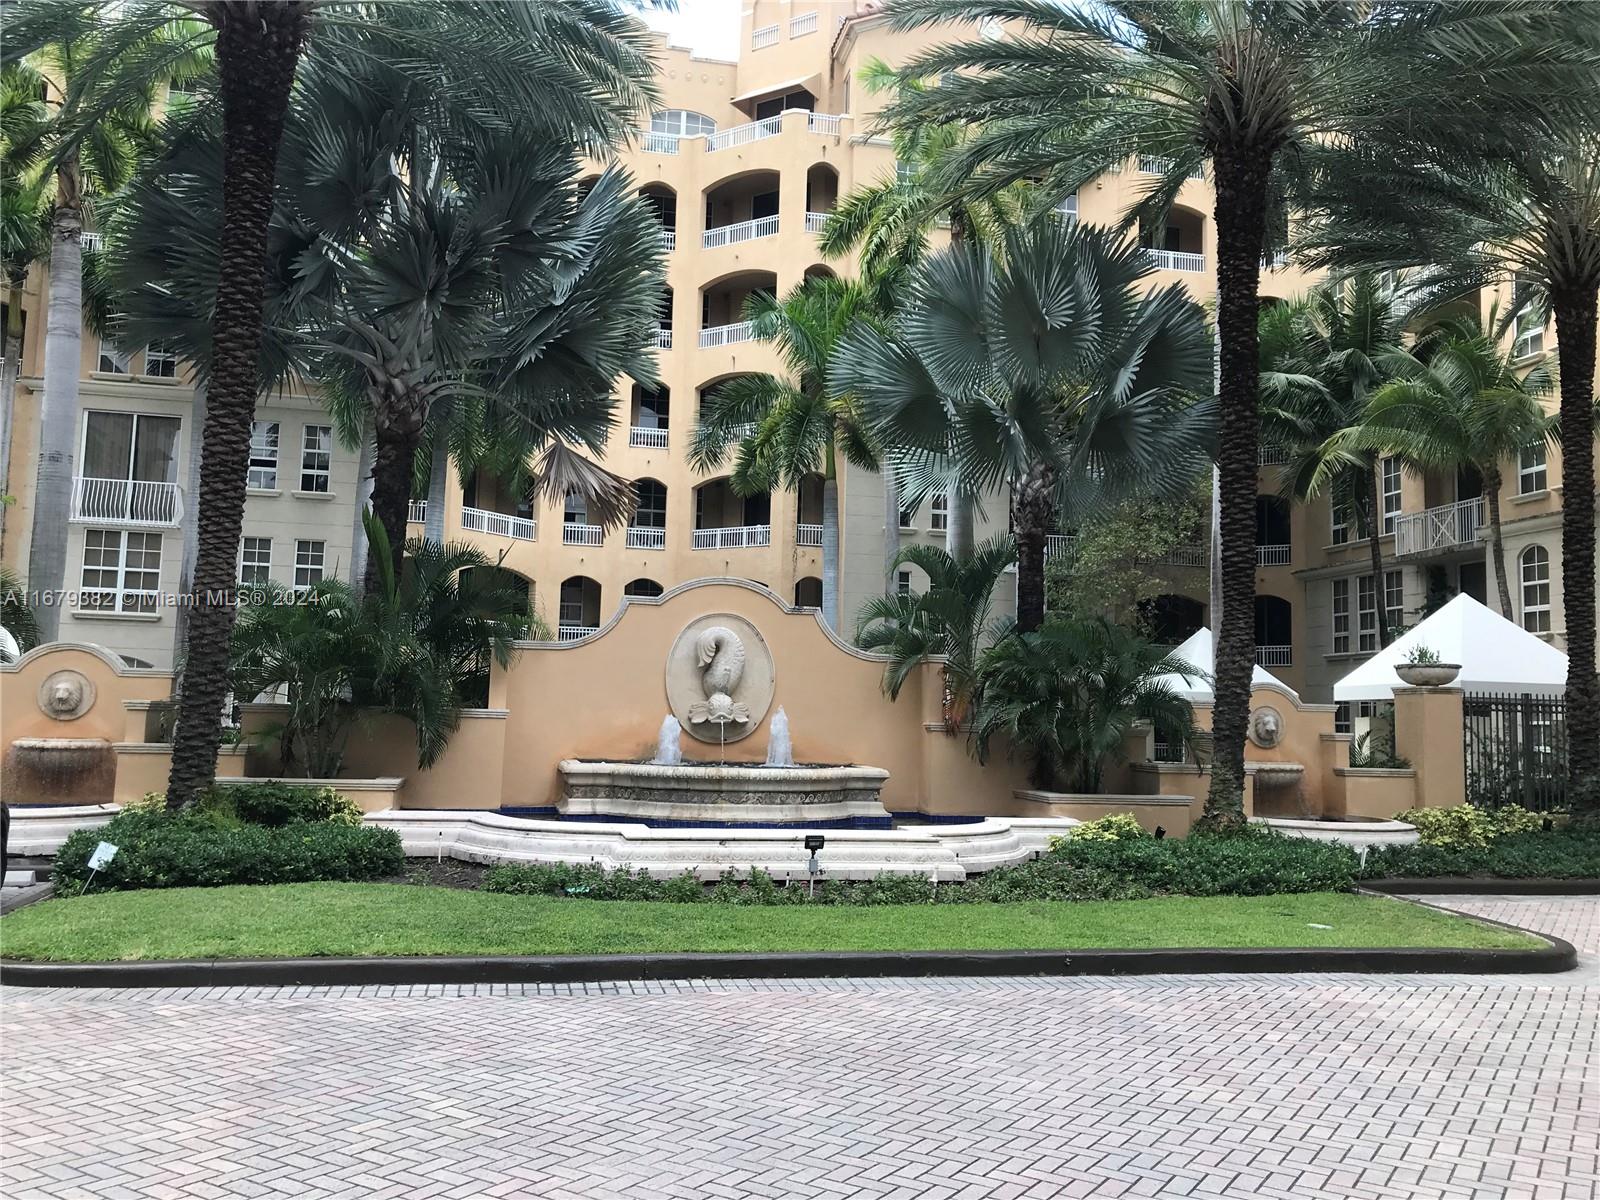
[1395,643,1461,687]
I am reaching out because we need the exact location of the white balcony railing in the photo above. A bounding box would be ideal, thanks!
[1138,156,1203,179]
[408,499,427,524]
[563,521,604,547]
[692,524,772,550]
[702,214,779,249]
[1255,645,1293,667]
[461,505,536,542]
[627,526,666,550]
[1263,250,1289,269]
[699,320,755,348]
[1145,249,1207,273]
[805,211,830,234]
[656,326,673,349]
[807,112,842,136]
[1045,533,1074,560]
[558,625,599,643]
[1257,444,1292,466]
[660,227,676,251]
[796,523,823,547]
[751,22,779,49]
[80,231,105,251]
[705,115,783,152]
[1394,496,1485,558]
[790,11,818,37]
[641,131,680,155]
[70,476,183,526]
[1256,544,1291,566]
[629,425,669,449]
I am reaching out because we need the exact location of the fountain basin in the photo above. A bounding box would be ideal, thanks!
[557,759,891,826]
[1252,815,1419,850]
[2,738,117,806]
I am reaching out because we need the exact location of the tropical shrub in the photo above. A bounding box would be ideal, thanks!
[1052,831,1359,897]
[223,783,361,828]
[1397,804,1546,850]
[1360,827,1600,881]
[1066,813,1149,843]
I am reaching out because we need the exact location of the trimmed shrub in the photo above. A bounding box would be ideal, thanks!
[1397,805,1496,849]
[1065,813,1149,843]
[1051,830,1359,896]
[221,782,362,827]
[1360,827,1600,880]
[1488,805,1546,839]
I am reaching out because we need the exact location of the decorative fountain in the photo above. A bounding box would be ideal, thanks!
[558,616,892,827]
[2,668,117,805]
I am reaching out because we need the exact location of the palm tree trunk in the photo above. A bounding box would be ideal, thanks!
[882,464,901,598]
[820,472,841,629]
[422,415,449,544]
[348,413,375,592]
[1552,285,1598,814]
[367,402,424,589]
[165,1,310,810]
[1202,143,1272,828]
[0,288,24,548]
[26,195,83,644]
[1013,460,1054,633]
[173,384,206,653]
[1364,463,1393,646]
[1484,464,1514,619]
[946,489,974,561]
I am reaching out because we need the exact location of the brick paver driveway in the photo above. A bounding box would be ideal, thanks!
[3,895,1597,1200]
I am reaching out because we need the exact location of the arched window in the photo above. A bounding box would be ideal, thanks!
[1254,595,1292,666]
[794,577,822,608]
[650,109,717,137]
[1520,545,1551,633]
[633,479,667,528]
[624,578,663,598]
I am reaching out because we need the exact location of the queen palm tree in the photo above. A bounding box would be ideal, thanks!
[689,277,882,630]
[832,221,1214,635]
[875,0,1596,824]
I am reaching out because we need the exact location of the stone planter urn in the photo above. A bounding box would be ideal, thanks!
[1394,662,1461,687]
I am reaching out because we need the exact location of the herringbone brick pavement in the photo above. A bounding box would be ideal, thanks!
[2,895,1596,1200]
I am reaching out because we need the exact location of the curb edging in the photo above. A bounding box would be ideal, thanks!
[1362,878,1600,896]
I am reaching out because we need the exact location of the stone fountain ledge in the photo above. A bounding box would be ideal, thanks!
[557,759,892,825]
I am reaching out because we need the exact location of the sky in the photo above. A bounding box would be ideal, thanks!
[643,0,743,60]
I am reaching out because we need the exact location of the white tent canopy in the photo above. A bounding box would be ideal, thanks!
[1333,593,1568,702]
[1149,627,1300,704]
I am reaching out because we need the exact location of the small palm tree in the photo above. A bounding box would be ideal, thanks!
[856,536,1015,731]
[1340,314,1555,619]
[972,617,1200,794]
[689,277,882,630]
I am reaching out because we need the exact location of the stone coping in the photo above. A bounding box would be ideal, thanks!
[1334,767,1417,778]
[212,776,405,791]
[1013,790,1192,807]
[558,760,889,784]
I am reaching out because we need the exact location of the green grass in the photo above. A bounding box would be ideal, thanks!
[0,884,1540,962]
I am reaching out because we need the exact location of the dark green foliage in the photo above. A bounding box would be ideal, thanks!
[221,782,360,828]
[1360,828,1600,881]
[1054,830,1359,897]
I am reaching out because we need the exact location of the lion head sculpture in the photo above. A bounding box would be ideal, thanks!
[1247,705,1283,749]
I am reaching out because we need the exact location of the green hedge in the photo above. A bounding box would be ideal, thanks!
[53,809,403,893]
[1359,827,1600,880]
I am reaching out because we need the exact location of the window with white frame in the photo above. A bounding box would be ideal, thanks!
[293,539,325,589]
[1331,578,1351,654]
[1334,702,1352,735]
[895,160,916,186]
[1357,574,1379,653]
[1330,500,1350,546]
[143,340,177,378]
[97,336,131,374]
[896,570,913,596]
[248,421,279,489]
[1513,306,1545,359]
[649,109,716,138]
[1519,442,1547,494]
[898,499,918,529]
[299,424,331,493]
[81,411,179,486]
[1380,457,1401,534]
[239,536,272,585]
[929,492,948,532]
[1520,545,1551,633]
[79,529,161,612]
[1384,569,1404,640]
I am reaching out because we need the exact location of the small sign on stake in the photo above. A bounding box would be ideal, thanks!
[80,841,118,894]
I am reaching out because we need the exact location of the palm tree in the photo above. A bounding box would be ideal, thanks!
[832,220,1213,634]
[874,0,1595,824]
[689,277,882,630]
[1301,136,1600,814]
[856,536,1015,731]
[971,617,1199,793]
[1258,274,1416,646]
[1338,314,1556,620]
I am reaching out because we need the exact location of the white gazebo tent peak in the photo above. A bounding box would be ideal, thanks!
[1149,627,1300,704]
[1332,593,1568,703]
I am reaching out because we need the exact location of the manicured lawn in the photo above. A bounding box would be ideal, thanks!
[0,884,1539,962]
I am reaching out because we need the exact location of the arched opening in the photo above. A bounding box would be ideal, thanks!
[1140,204,1206,270]
[693,476,771,549]
[640,183,677,249]
[1254,595,1293,666]
[628,478,668,550]
[1520,544,1551,633]
[699,270,777,345]
[794,576,823,608]
[629,384,670,447]
[1255,494,1291,564]
[457,566,534,701]
[1137,593,1204,645]
[562,492,602,546]
[558,575,601,640]
[805,162,840,219]
[460,469,536,539]
[657,286,673,349]
[803,263,837,283]
[703,170,781,250]
[797,472,824,546]
[624,577,664,598]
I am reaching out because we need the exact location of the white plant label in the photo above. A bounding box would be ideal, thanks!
[87,842,119,870]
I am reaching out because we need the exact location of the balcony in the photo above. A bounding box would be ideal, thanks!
[461,505,536,542]
[790,11,818,37]
[692,524,771,550]
[626,527,666,550]
[1256,544,1291,566]
[640,131,679,155]
[1257,444,1292,466]
[1394,496,1485,558]
[558,625,599,643]
[629,426,669,449]
[660,227,676,251]
[1145,249,1206,273]
[407,499,427,524]
[804,211,830,234]
[751,23,779,49]
[796,523,823,547]
[1138,156,1204,179]
[705,115,783,152]
[807,113,842,136]
[702,214,779,249]
[563,522,604,547]
[70,477,183,527]
[1255,645,1293,667]
[656,326,672,349]
[699,320,755,349]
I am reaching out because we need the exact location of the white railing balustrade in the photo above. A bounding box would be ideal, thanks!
[751,23,779,49]
[80,232,105,251]
[1255,645,1293,667]
[660,227,676,251]
[1156,545,1208,568]
[806,113,842,136]
[629,426,669,449]
[562,522,604,547]
[558,625,598,642]
[705,115,783,152]
[698,320,755,349]
[1394,496,1485,558]
[1044,533,1076,560]
[790,11,818,37]
[805,211,830,234]
[656,326,673,349]
[641,131,679,155]
[1257,444,1292,466]
[627,527,666,550]
[1145,249,1207,273]
[407,499,427,523]
[796,523,823,547]
[1256,544,1292,566]
[70,477,183,526]
[460,505,536,542]
[1138,156,1204,179]
[702,214,779,249]
[692,524,772,550]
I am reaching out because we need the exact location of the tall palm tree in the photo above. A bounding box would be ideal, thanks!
[832,221,1213,634]
[875,0,1595,823]
[1339,314,1555,620]
[1258,274,1415,646]
[855,535,1015,731]
[689,277,882,630]
[1301,135,1600,814]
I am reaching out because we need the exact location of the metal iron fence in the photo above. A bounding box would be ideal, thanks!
[1463,691,1568,811]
